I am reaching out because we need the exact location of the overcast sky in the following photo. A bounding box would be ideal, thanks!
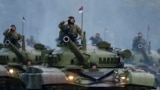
[0,0,160,50]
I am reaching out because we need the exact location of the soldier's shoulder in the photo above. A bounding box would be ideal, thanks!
[74,24,81,29]
[74,24,80,27]
[133,36,138,40]
[141,38,147,42]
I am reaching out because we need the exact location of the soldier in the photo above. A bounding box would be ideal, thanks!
[3,24,22,48]
[27,60,32,66]
[90,33,102,45]
[89,62,98,71]
[58,16,83,44]
[132,32,147,50]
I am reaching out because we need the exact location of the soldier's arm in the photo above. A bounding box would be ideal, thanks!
[59,18,69,30]
[143,39,147,45]
[3,29,10,36]
[76,25,83,38]
[133,37,137,42]
[58,21,65,30]
[18,33,23,41]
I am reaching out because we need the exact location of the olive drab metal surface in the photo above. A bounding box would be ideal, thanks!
[0,65,25,90]
[27,31,156,90]
[125,42,160,88]
[21,66,67,89]
[0,31,158,90]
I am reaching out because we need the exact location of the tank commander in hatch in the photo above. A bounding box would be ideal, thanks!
[3,24,23,48]
[132,32,147,51]
[90,33,102,45]
[58,16,83,44]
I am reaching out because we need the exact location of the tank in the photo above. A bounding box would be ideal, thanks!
[21,32,157,90]
[0,38,53,65]
[0,65,25,90]
[0,36,55,90]
[125,41,160,88]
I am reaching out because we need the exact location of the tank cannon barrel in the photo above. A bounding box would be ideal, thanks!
[5,40,26,63]
[117,49,132,58]
[63,36,86,64]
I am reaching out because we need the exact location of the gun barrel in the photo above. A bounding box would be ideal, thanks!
[63,36,86,64]
[5,40,26,63]
[118,49,132,58]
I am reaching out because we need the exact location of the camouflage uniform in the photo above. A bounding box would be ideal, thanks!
[58,21,82,43]
[3,29,22,48]
[90,33,102,45]
[132,35,147,50]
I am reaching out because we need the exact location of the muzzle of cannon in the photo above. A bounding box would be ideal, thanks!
[118,49,132,58]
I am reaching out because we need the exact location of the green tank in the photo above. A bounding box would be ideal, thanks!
[0,37,53,65]
[0,65,25,90]
[0,37,55,89]
[125,43,160,88]
[21,32,157,90]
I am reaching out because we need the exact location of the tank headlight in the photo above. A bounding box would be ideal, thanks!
[121,76,126,80]
[68,75,74,81]
[9,69,14,74]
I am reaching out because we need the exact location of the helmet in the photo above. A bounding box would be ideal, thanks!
[10,24,16,30]
[137,32,142,38]
[138,32,142,35]
[10,24,16,28]
[68,16,75,20]
[68,16,75,24]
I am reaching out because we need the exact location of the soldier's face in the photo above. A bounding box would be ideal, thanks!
[70,18,75,23]
[138,34,142,38]
[27,61,32,65]
[96,34,100,38]
[11,27,16,31]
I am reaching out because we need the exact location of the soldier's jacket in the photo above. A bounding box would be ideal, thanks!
[59,21,82,37]
[3,29,22,40]
[90,37,102,45]
[133,37,147,45]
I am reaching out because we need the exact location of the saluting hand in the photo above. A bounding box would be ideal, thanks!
[64,18,69,22]
[9,27,12,30]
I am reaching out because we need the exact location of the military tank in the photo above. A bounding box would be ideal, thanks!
[0,36,57,88]
[0,65,25,90]
[0,37,53,65]
[125,42,160,88]
[20,31,157,90]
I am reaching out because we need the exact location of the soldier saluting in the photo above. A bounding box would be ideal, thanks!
[3,24,23,48]
[58,16,83,44]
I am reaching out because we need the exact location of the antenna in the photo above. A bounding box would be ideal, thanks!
[22,17,26,51]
